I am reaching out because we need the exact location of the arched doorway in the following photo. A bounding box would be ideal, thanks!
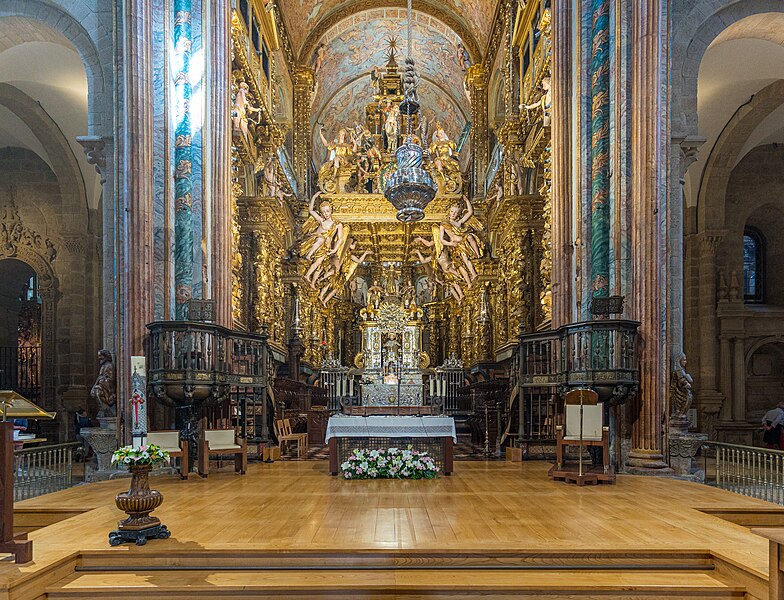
[0,258,42,405]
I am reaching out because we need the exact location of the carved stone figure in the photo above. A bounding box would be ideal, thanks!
[91,349,117,418]
[232,81,260,147]
[670,353,694,420]
[301,192,349,288]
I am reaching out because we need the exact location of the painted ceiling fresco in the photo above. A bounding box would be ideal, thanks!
[309,9,469,121]
[280,0,497,55]
[312,74,468,164]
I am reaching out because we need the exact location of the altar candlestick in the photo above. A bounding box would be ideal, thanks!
[429,378,435,397]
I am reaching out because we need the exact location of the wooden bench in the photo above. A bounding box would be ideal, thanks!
[198,429,247,478]
[145,430,188,480]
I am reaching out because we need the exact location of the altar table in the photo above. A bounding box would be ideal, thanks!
[326,416,455,476]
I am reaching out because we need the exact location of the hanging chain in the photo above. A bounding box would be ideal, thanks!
[407,0,412,60]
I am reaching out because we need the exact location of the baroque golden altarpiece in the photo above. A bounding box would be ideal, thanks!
[228,1,553,373]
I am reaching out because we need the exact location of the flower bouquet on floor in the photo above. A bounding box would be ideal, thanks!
[109,444,171,546]
[340,446,439,480]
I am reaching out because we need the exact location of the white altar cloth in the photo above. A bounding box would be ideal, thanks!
[326,415,457,443]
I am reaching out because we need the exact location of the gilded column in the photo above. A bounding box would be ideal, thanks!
[173,1,194,319]
[627,0,669,471]
[466,64,489,198]
[208,0,232,327]
[293,67,315,195]
[121,0,155,439]
[551,0,573,327]
[589,0,611,299]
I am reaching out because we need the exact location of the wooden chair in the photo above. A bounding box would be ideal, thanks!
[198,429,247,478]
[276,419,307,458]
[145,430,189,480]
[550,389,613,485]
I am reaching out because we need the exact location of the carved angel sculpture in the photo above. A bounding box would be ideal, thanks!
[91,349,116,418]
[301,192,350,288]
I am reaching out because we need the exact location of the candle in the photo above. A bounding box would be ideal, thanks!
[348,377,353,397]
[429,378,435,397]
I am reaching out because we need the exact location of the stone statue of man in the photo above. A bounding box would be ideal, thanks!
[91,349,116,418]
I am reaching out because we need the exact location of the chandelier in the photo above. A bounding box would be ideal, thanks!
[383,0,437,222]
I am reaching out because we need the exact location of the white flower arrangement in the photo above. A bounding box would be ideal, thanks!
[112,444,170,467]
[341,446,438,480]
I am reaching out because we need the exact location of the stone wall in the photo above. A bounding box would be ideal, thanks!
[0,147,100,437]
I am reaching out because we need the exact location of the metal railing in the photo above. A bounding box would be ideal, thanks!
[0,345,41,404]
[705,441,784,505]
[13,442,80,501]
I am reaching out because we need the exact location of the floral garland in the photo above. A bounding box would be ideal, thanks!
[341,447,438,480]
[112,444,170,467]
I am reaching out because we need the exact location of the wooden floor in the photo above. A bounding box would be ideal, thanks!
[1,460,781,598]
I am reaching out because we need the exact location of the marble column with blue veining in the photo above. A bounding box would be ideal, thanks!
[589,0,611,300]
[173,0,194,320]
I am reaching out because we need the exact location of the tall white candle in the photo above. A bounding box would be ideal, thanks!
[429,377,435,397]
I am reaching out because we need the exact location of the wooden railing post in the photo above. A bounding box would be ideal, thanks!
[0,421,32,563]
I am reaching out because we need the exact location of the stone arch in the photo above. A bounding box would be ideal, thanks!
[671,1,784,138]
[298,0,482,65]
[745,336,784,367]
[0,83,90,230]
[0,2,105,93]
[696,80,784,232]
[0,223,60,412]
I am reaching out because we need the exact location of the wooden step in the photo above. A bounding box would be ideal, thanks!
[45,568,746,599]
[76,548,716,570]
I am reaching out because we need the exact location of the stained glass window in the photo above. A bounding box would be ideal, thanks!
[743,228,764,302]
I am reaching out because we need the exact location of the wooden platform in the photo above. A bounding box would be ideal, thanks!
[0,461,780,599]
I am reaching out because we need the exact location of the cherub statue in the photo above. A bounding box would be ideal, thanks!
[313,43,327,76]
[368,279,383,308]
[260,153,278,197]
[418,198,484,284]
[429,122,457,175]
[232,81,260,145]
[318,126,354,180]
[487,179,503,206]
[522,76,552,127]
[301,192,349,286]
[456,42,471,72]
[90,349,116,418]
[414,248,465,303]
[318,241,370,306]
[384,104,400,153]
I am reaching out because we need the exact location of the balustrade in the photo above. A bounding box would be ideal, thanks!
[705,441,784,505]
[13,442,79,501]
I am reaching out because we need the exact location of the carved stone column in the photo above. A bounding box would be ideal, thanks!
[627,0,669,472]
[293,67,315,195]
[466,64,489,198]
[119,0,155,438]
[207,0,233,327]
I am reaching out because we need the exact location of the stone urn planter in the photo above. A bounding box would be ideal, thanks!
[108,446,171,546]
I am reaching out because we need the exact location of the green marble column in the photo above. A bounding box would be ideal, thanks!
[589,0,610,299]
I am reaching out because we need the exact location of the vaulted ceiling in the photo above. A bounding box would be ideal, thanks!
[277,0,498,166]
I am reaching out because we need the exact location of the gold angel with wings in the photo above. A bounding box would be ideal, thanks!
[318,239,370,306]
[301,192,350,287]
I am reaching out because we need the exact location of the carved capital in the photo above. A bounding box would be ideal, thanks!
[698,230,725,253]
[76,135,109,184]
[673,136,706,181]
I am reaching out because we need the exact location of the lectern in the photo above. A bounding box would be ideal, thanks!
[548,388,614,485]
[0,390,56,563]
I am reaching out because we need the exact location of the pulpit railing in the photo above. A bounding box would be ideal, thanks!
[517,320,640,445]
[147,321,272,445]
